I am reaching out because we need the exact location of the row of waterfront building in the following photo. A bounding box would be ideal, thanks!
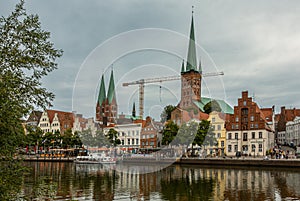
[24,11,300,157]
[23,89,300,157]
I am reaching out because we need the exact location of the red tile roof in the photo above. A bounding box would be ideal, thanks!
[261,108,273,123]
[46,109,74,124]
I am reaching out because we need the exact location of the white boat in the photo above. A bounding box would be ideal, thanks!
[100,156,117,164]
[74,155,101,164]
[74,153,116,164]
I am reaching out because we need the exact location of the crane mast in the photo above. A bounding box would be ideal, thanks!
[122,71,224,118]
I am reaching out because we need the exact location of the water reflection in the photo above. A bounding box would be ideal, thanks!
[22,162,300,201]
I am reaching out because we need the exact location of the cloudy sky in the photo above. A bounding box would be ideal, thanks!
[1,0,300,120]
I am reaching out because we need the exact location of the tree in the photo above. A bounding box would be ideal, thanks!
[0,1,62,199]
[162,120,179,145]
[25,125,43,151]
[80,129,107,148]
[106,128,121,147]
[0,0,62,156]
[171,121,198,147]
[203,100,222,114]
[194,120,211,147]
[160,105,176,123]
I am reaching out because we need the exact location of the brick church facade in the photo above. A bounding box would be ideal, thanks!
[96,70,118,126]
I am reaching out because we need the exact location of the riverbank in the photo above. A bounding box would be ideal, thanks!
[22,156,74,162]
[177,157,300,168]
[22,156,300,168]
[122,157,300,168]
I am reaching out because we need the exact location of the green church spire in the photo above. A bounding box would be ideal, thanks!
[98,74,106,106]
[132,102,136,117]
[107,69,116,104]
[186,13,198,72]
[181,59,185,73]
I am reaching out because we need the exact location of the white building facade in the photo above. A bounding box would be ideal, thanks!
[104,123,142,152]
[286,116,300,146]
[226,129,274,157]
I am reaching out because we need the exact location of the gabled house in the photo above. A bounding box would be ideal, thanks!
[38,109,74,134]
[225,91,275,157]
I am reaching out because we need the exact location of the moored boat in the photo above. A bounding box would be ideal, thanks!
[74,153,117,164]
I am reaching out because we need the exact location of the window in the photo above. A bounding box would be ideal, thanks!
[221,141,224,147]
[250,116,254,121]
[212,117,215,123]
[250,124,254,128]
[228,145,232,152]
[231,125,234,129]
[122,140,124,145]
[235,133,238,140]
[241,108,248,115]
[132,139,134,145]
[243,101,247,106]
[234,145,238,152]
[259,132,262,139]
[235,117,239,122]
[150,141,154,146]
[251,144,256,152]
[258,144,262,152]
[136,139,139,145]
[217,125,221,130]
[243,145,248,152]
[228,133,232,140]
[252,132,255,139]
[128,139,130,145]
[255,124,258,128]
[235,124,239,129]
[243,133,248,141]
[217,133,221,138]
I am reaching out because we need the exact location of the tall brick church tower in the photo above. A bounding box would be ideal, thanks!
[96,69,118,126]
[179,13,202,110]
[171,11,211,125]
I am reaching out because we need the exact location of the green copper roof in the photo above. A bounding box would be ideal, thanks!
[186,15,198,72]
[98,75,106,106]
[107,70,116,104]
[193,97,234,114]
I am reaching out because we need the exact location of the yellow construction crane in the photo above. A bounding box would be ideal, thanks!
[122,71,224,118]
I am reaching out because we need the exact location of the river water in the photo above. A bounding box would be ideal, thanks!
[21,162,300,201]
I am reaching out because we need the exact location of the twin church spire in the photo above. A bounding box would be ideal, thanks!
[96,69,117,125]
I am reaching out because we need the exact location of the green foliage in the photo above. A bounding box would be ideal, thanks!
[0,0,62,156]
[80,129,107,148]
[0,0,62,198]
[172,121,198,147]
[0,160,28,200]
[61,129,73,148]
[203,100,222,114]
[106,128,121,147]
[162,121,179,145]
[160,105,176,123]
[194,120,211,147]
